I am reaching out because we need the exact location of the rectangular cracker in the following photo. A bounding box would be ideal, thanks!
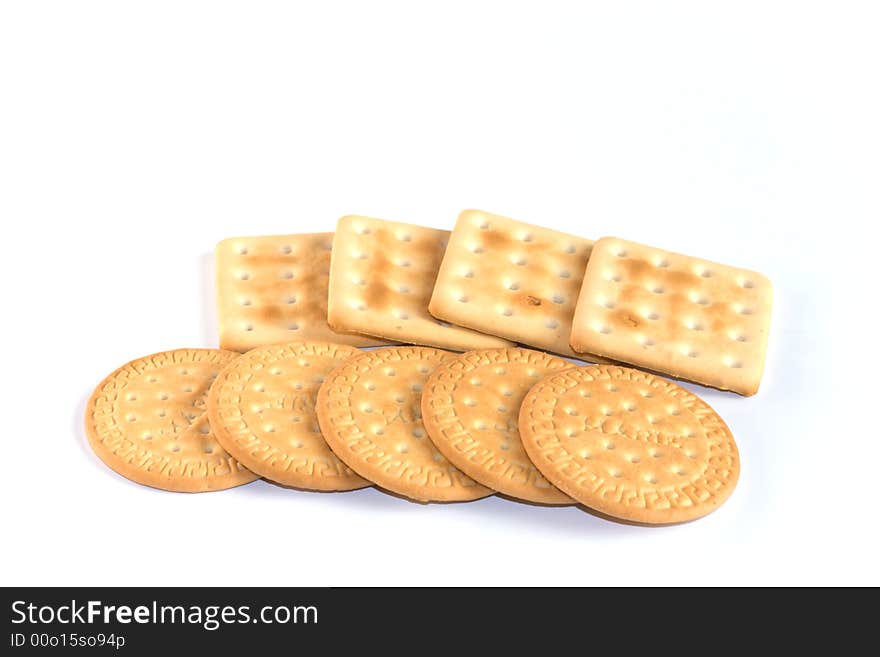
[428,209,595,358]
[570,237,772,395]
[216,233,386,352]
[327,215,513,351]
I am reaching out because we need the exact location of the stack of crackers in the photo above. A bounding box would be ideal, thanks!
[85,209,771,524]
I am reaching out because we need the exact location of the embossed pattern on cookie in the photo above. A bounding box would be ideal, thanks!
[316,347,493,502]
[519,365,739,523]
[85,349,259,492]
[207,341,370,491]
[421,348,574,504]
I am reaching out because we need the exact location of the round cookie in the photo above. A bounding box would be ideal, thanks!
[207,341,369,491]
[421,348,574,504]
[316,347,493,502]
[85,348,258,492]
[519,365,739,523]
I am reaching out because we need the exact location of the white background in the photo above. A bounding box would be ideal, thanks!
[1,1,877,586]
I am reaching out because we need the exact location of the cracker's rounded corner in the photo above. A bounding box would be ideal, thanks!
[213,235,245,257]
[748,268,773,296]
[590,236,627,251]
[456,208,491,227]
[325,309,346,333]
[426,295,447,322]
[568,336,588,356]
[738,378,762,398]
[335,214,362,231]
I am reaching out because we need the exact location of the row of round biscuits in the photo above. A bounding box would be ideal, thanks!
[85,342,740,524]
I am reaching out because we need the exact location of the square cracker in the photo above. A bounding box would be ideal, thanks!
[570,236,772,395]
[327,215,513,351]
[215,233,385,352]
[428,209,595,358]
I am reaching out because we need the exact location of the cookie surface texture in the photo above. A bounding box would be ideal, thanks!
[316,346,493,502]
[428,209,595,357]
[519,365,739,523]
[207,341,370,490]
[85,349,258,492]
[421,348,574,504]
[570,237,772,395]
[327,215,512,350]
[216,233,385,352]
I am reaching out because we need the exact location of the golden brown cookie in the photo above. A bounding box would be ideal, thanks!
[316,347,493,502]
[421,348,573,504]
[85,349,258,492]
[519,365,739,523]
[207,341,370,490]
